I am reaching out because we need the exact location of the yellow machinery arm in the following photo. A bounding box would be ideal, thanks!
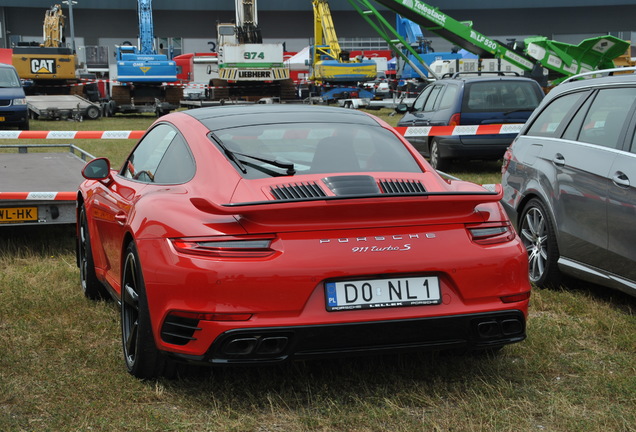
[312,0,342,64]
[42,4,66,48]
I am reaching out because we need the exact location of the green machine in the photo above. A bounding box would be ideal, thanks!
[348,0,630,84]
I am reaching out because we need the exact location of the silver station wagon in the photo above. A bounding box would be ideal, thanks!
[502,67,636,297]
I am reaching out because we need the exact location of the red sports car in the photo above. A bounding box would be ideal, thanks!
[77,104,531,378]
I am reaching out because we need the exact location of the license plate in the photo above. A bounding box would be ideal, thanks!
[0,207,38,223]
[325,276,441,311]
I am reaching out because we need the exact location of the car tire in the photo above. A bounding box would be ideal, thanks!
[429,139,449,171]
[121,241,176,379]
[519,198,561,288]
[78,205,108,300]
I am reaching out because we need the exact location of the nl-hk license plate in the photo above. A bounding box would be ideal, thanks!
[0,207,38,223]
[326,276,441,311]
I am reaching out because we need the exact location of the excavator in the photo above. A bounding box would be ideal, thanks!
[109,0,182,115]
[209,0,295,101]
[11,4,78,95]
[310,0,378,102]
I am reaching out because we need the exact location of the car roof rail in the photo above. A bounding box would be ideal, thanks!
[559,66,636,85]
[448,71,521,79]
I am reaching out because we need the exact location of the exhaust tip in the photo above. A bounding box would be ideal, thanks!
[222,337,259,356]
[220,334,290,357]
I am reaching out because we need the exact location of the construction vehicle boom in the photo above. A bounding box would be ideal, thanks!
[11,4,78,95]
[209,0,294,101]
[347,0,630,84]
[109,0,181,115]
[310,0,378,101]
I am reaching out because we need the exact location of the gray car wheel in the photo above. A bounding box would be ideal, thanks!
[519,198,561,288]
[429,139,449,171]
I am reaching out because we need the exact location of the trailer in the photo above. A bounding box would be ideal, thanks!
[27,95,102,121]
[0,144,93,226]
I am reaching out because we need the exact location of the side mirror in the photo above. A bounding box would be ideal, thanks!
[394,104,408,114]
[82,157,111,180]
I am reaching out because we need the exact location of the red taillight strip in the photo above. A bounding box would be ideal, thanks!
[467,222,515,245]
[171,236,275,258]
[500,292,531,303]
[170,311,253,321]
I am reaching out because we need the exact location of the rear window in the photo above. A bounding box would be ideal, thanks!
[211,123,423,179]
[462,80,542,113]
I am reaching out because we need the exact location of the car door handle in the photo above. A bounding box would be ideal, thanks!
[612,171,630,188]
[552,153,565,167]
[115,213,127,225]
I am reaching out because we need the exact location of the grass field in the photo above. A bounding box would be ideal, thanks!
[0,109,634,431]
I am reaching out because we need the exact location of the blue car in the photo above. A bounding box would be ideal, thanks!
[0,63,29,130]
[396,72,544,170]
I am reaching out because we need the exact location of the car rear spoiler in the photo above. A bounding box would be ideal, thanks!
[190,187,504,228]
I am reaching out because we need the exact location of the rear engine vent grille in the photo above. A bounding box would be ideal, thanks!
[379,179,427,194]
[271,182,326,200]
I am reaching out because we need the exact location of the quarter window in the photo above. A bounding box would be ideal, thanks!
[526,92,587,138]
[121,124,195,184]
[576,88,636,149]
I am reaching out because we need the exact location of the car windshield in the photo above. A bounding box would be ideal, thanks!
[211,122,423,179]
[463,81,542,112]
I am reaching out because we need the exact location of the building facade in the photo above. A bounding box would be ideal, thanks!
[2,1,635,64]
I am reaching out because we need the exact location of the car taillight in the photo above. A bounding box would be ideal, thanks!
[501,148,513,174]
[170,236,276,258]
[467,222,515,245]
[169,310,252,321]
[449,113,461,126]
[500,292,531,303]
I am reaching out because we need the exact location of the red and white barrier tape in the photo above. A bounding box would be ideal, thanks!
[394,123,524,137]
[0,130,145,139]
[0,124,522,140]
[0,191,76,201]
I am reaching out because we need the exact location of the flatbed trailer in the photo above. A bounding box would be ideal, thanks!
[0,144,94,226]
[27,95,102,121]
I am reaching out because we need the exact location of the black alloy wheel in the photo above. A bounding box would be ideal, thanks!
[121,241,175,379]
[78,205,108,300]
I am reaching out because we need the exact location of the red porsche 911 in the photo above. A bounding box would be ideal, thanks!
[77,104,531,379]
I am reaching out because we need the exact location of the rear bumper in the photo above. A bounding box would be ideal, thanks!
[0,107,28,127]
[403,134,513,160]
[168,310,526,365]
[436,135,512,160]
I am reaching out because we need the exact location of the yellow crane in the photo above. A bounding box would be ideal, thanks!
[310,0,377,85]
